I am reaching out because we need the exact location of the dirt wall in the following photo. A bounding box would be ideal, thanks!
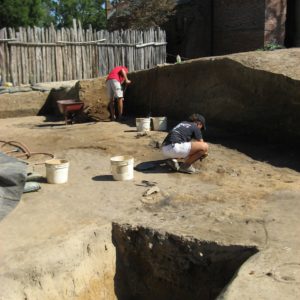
[112,223,258,300]
[0,91,49,118]
[0,79,110,121]
[126,49,300,143]
[1,49,300,144]
[77,77,110,121]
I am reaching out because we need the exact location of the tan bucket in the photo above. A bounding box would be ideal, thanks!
[110,155,134,181]
[152,117,167,131]
[136,118,151,132]
[45,159,69,184]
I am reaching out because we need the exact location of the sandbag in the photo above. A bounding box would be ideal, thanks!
[0,153,27,221]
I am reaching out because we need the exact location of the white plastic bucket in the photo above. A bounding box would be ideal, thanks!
[45,159,69,184]
[152,117,167,131]
[136,118,151,132]
[110,155,134,181]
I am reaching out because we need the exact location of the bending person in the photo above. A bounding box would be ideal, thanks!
[106,66,131,121]
[162,113,209,174]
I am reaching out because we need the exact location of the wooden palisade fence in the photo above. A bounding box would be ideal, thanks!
[0,20,167,86]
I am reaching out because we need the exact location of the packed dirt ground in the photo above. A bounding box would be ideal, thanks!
[0,115,300,299]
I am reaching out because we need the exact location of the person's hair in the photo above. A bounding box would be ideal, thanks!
[189,114,200,122]
[188,113,206,130]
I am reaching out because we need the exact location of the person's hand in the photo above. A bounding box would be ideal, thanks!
[125,80,131,85]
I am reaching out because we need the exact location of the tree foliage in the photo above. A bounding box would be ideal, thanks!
[52,0,106,29]
[0,0,106,30]
[0,0,53,28]
[108,0,176,31]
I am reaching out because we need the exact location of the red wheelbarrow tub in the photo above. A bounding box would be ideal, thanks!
[57,100,84,114]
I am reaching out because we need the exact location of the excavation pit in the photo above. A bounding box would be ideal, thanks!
[1,114,298,300]
[112,223,258,300]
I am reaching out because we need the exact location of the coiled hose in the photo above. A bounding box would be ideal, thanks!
[0,140,54,165]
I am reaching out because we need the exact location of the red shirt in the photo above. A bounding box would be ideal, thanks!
[106,66,128,83]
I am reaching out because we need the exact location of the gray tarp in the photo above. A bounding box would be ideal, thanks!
[0,152,27,221]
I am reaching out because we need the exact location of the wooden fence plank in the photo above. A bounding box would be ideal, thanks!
[0,28,9,82]
[77,20,83,80]
[50,24,56,82]
[8,28,17,85]
[0,25,166,85]
[89,26,95,77]
[28,27,36,84]
[31,27,36,84]
[0,28,11,82]
[41,27,46,83]
[65,27,71,80]
[61,28,67,81]
[20,29,24,84]
[15,31,21,85]
[46,27,51,82]
[73,19,80,79]
[34,27,40,83]
[43,27,47,82]
[24,27,30,84]
[79,25,86,79]
[56,30,63,81]
[0,29,5,83]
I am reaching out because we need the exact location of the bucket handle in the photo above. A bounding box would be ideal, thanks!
[112,161,130,167]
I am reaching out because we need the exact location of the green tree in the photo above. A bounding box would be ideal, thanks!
[0,0,54,28]
[0,0,106,30]
[108,0,176,30]
[52,0,107,29]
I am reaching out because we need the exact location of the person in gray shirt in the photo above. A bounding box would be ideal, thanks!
[162,113,208,174]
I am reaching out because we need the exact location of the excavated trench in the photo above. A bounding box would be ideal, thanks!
[111,223,258,300]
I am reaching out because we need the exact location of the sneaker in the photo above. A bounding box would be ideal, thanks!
[179,164,196,174]
[117,115,127,122]
[166,159,180,171]
[199,153,208,161]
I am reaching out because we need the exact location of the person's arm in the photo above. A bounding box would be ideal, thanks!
[193,125,203,141]
[121,68,131,85]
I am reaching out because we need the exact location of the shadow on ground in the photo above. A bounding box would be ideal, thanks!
[92,175,114,181]
[135,159,174,174]
[208,134,300,172]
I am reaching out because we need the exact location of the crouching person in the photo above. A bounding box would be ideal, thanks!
[162,113,208,174]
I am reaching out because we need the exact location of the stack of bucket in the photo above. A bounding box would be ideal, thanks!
[136,117,167,132]
[110,117,167,182]
[152,117,167,131]
[110,116,167,181]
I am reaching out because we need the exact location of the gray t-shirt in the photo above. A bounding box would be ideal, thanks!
[163,121,202,145]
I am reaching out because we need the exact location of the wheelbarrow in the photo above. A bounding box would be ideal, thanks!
[57,100,84,125]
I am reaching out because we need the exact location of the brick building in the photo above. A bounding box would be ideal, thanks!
[106,0,300,61]
[164,0,300,61]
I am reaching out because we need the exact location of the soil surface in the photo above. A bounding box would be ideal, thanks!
[0,116,300,299]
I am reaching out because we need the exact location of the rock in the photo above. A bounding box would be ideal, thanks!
[143,186,160,196]
[136,132,150,138]
[141,180,157,187]
[23,182,41,193]
[149,140,160,148]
